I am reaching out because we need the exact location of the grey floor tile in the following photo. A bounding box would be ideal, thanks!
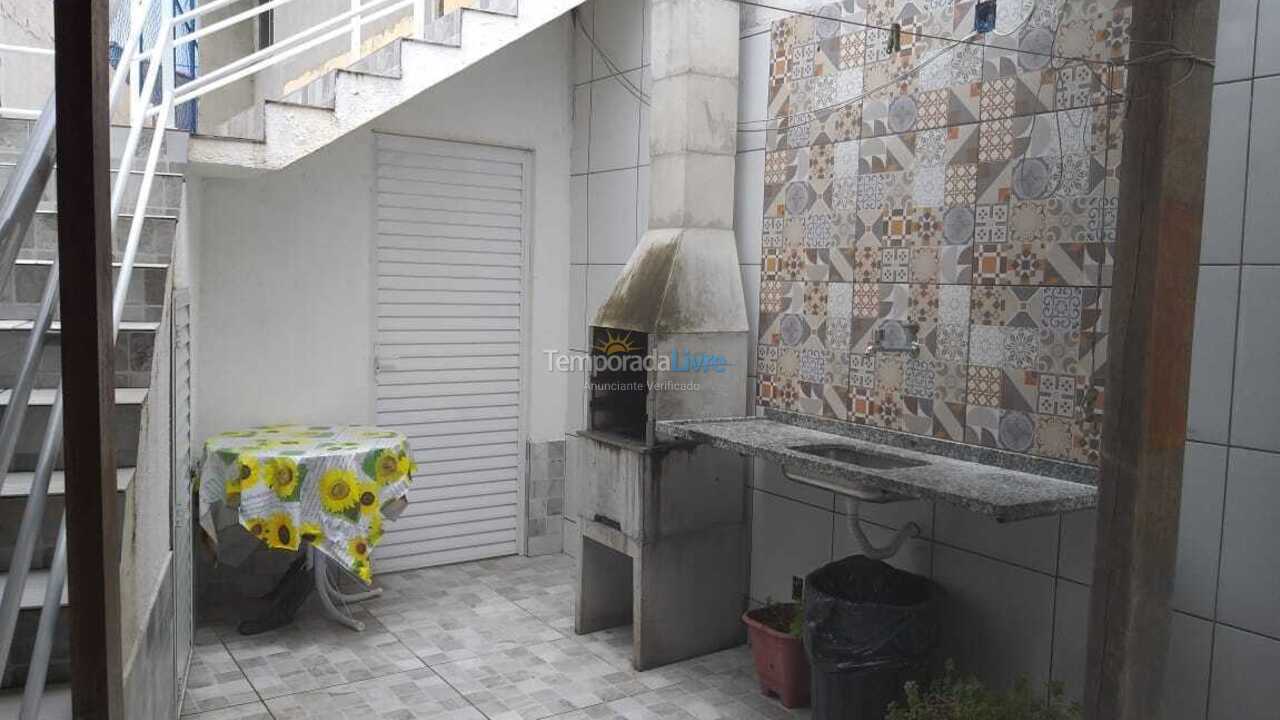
[265,667,485,720]
[377,601,565,665]
[363,566,515,617]
[180,642,260,715]
[193,554,789,720]
[434,637,655,720]
[547,673,810,719]
[223,615,424,700]
[181,701,274,720]
[577,626,754,693]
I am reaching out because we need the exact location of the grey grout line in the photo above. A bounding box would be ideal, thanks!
[423,661,490,720]
[1202,23,1264,713]
[1044,511,1066,698]
[1185,436,1280,456]
[215,634,273,717]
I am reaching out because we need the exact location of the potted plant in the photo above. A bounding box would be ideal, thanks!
[743,601,810,708]
[887,661,1081,720]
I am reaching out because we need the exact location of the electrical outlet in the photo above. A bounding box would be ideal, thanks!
[792,576,804,602]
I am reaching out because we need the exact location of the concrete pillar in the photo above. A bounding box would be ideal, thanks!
[648,0,741,233]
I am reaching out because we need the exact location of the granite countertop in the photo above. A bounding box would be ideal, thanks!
[655,416,1098,522]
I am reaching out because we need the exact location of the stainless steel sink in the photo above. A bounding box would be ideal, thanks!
[789,444,928,470]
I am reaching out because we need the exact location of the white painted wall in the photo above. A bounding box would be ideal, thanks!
[0,0,54,113]
[193,16,572,445]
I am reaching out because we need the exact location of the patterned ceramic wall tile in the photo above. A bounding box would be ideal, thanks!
[759,1,1129,465]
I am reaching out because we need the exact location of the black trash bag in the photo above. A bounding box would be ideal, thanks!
[803,555,940,720]
[803,555,939,671]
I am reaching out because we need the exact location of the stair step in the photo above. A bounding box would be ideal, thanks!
[467,0,519,17]
[0,682,70,719]
[0,388,148,407]
[0,570,69,610]
[0,320,159,334]
[0,468,135,499]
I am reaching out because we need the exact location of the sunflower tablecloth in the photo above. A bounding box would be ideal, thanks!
[198,425,416,584]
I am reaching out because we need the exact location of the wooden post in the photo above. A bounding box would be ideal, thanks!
[1084,0,1221,716]
[52,1,125,717]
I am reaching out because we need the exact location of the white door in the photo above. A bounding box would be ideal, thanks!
[372,133,528,572]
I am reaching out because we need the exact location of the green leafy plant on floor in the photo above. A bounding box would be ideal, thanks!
[758,598,804,639]
[887,661,1082,720]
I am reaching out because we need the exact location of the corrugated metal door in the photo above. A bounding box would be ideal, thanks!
[372,133,528,572]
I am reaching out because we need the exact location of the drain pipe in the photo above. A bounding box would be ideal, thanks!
[846,501,921,561]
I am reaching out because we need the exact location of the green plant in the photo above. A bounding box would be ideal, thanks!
[756,599,804,639]
[887,661,1082,720]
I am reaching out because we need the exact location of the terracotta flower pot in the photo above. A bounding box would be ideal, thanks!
[743,604,811,709]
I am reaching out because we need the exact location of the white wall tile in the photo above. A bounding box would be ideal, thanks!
[1201,82,1250,264]
[1215,0,1260,81]
[638,67,651,166]
[1217,447,1280,638]
[1187,266,1239,443]
[566,353,587,433]
[753,457,833,509]
[572,84,591,174]
[587,167,639,264]
[1057,509,1096,585]
[735,150,765,263]
[831,512,933,578]
[572,2,595,85]
[837,494,933,538]
[932,546,1056,692]
[571,175,589,264]
[592,0,644,79]
[588,73,642,172]
[933,505,1060,574]
[1243,78,1280,263]
[741,264,761,376]
[570,264,587,352]
[636,164,650,240]
[1256,0,1280,76]
[1208,625,1280,719]
[738,32,770,153]
[1050,579,1090,703]
[1172,442,1228,618]
[563,516,582,559]
[641,0,652,68]
[1161,612,1214,720]
[750,490,835,602]
[1229,267,1280,451]
[586,264,625,325]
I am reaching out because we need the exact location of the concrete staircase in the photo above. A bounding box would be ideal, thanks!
[189,0,584,175]
[0,117,186,690]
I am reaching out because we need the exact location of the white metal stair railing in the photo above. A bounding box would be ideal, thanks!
[0,1,448,715]
[0,0,173,715]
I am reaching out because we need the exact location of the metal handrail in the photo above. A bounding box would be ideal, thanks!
[0,0,438,713]
[0,0,169,711]
[0,95,57,295]
[155,0,417,113]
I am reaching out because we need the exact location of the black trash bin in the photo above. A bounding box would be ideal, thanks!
[803,555,940,720]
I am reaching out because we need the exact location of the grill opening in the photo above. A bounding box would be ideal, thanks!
[588,326,649,441]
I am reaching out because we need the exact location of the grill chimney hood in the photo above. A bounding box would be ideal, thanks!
[591,0,748,335]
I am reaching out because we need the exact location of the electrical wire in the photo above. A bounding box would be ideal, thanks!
[571,8,650,107]
[736,32,976,133]
[724,0,1111,67]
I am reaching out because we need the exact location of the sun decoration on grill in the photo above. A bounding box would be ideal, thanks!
[593,330,637,355]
